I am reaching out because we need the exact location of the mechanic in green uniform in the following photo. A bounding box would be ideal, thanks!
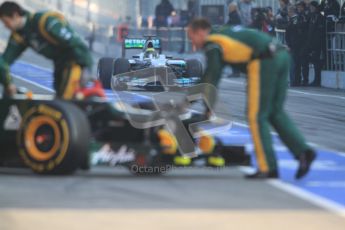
[188,18,316,179]
[0,1,92,99]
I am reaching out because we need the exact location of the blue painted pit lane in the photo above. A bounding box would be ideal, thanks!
[11,61,153,104]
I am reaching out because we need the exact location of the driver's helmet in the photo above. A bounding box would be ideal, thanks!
[144,40,158,58]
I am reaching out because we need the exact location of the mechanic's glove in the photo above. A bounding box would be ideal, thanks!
[3,83,17,98]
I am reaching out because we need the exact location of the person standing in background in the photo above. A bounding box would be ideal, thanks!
[250,7,275,36]
[187,0,198,22]
[226,2,242,77]
[265,7,276,36]
[297,1,310,22]
[303,0,312,16]
[237,0,256,27]
[275,0,290,29]
[307,1,326,87]
[155,0,174,28]
[87,23,96,52]
[227,2,242,26]
[296,1,310,86]
[320,0,340,31]
[286,5,307,86]
[320,0,341,18]
[341,1,345,18]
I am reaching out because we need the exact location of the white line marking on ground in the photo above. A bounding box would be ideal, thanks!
[17,61,53,73]
[239,166,345,218]
[269,180,345,218]
[12,74,54,93]
[289,90,345,100]
[223,79,345,100]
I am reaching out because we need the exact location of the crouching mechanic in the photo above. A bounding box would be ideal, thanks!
[0,1,93,98]
[188,18,316,179]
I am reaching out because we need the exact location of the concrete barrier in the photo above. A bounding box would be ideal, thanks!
[322,71,345,89]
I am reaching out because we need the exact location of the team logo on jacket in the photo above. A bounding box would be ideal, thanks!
[59,28,72,41]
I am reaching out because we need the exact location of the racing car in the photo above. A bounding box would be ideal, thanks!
[97,36,203,91]
[0,78,250,176]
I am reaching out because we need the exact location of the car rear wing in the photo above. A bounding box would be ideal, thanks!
[122,37,162,57]
[124,38,161,49]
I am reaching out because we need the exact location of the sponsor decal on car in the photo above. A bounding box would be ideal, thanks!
[91,144,136,166]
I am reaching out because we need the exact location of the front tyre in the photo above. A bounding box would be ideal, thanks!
[186,59,203,78]
[97,57,114,89]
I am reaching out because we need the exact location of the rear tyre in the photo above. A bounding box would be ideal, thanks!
[98,57,114,89]
[186,59,203,78]
[17,101,91,175]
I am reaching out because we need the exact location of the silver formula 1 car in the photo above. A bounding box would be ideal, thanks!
[97,36,203,91]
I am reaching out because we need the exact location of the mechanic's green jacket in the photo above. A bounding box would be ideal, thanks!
[202,26,278,86]
[0,11,92,86]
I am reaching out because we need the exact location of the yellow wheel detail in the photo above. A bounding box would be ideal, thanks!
[158,129,178,155]
[24,116,61,162]
[174,156,192,166]
[208,156,225,167]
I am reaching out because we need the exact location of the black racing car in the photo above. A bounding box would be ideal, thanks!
[0,82,250,175]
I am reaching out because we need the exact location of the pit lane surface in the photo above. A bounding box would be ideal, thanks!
[0,52,345,229]
[1,168,345,230]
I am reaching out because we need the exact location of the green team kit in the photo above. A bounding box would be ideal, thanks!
[202,26,312,175]
[0,11,92,98]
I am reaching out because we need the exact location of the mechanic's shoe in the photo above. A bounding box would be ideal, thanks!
[295,149,316,180]
[174,156,192,166]
[207,156,225,167]
[245,170,279,179]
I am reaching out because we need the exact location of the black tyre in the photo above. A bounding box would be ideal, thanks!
[98,57,114,89]
[17,101,91,175]
[186,59,203,78]
[114,58,131,75]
